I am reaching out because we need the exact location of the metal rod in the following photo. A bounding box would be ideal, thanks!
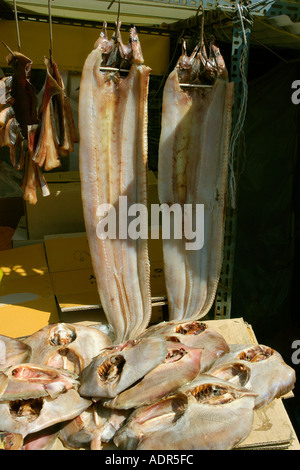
[99,66,129,73]
[180,83,213,88]
[13,0,21,52]
[48,0,53,63]
[2,41,16,57]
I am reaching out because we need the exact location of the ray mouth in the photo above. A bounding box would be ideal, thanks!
[165,348,187,364]
[9,397,44,422]
[98,355,126,383]
[190,383,239,405]
[174,322,207,336]
[238,345,274,363]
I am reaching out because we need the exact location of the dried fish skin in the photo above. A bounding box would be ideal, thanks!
[114,394,189,450]
[79,337,167,399]
[0,364,79,401]
[0,388,91,438]
[208,344,296,409]
[136,376,256,450]
[104,341,202,409]
[60,403,128,450]
[24,322,112,374]
[0,431,23,450]
[158,43,234,322]
[0,335,31,370]
[79,23,151,343]
[140,320,229,371]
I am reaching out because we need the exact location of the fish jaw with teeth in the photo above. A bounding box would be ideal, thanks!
[79,337,167,399]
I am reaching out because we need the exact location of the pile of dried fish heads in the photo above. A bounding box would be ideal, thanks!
[0,320,295,450]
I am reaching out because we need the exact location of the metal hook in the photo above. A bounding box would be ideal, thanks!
[13,0,21,52]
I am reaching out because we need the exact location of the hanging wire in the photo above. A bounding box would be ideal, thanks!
[13,0,21,52]
[48,0,54,63]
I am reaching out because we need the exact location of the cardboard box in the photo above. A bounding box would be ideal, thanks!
[44,232,166,319]
[25,170,160,241]
[0,244,59,338]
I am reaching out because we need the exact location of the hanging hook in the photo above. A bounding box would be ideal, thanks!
[13,0,21,52]
[48,0,54,64]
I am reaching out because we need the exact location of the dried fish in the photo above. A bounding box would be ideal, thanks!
[115,375,256,450]
[139,320,229,371]
[208,344,296,409]
[32,57,63,171]
[104,341,202,409]
[0,388,91,438]
[5,52,38,138]
[79,337,167,399]
[158,40,234,321]
[79,22,151,343]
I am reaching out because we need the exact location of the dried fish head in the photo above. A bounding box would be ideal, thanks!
[105,341,202,409]
[209,344,296,409]
[0,388,91,438]
[79,337,167,399]
[24,322,112,374]
[0,335,31,370]
[140,320,229,371]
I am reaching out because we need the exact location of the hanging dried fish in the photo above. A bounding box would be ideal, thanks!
[158,39,234,321]
[78,22,152,342]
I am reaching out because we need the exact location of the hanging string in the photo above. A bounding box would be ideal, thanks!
[228,4,253,209]
[13,0,21,52]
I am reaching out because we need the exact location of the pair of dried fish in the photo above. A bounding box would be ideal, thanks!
[0,320,296,450]
[78,22,234,345]
[0,51,78,204]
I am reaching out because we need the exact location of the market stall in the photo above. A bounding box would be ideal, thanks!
[0,0,299,451]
